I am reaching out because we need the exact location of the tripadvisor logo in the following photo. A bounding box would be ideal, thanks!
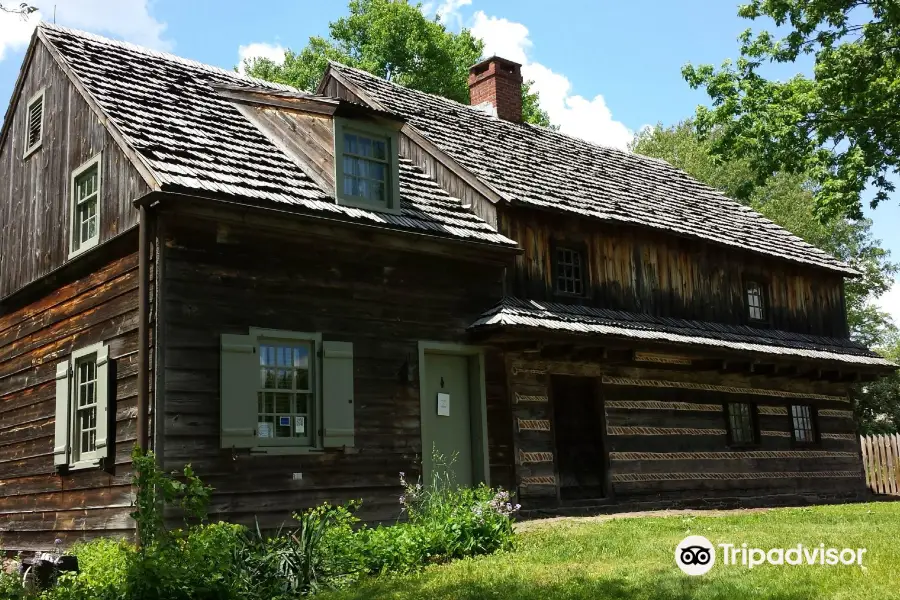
[675,536,867,576]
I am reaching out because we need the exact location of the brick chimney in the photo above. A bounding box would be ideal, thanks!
[468,56,523,123]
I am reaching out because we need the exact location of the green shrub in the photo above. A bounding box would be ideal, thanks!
[51,539,134,600]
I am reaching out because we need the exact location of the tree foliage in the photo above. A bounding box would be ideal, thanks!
[0,3,37,15]
[244,0,554,127]
[682,0,900,220]
[632,121,899,432]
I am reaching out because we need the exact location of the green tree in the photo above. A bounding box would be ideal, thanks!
[0,2,37,15]
[243,0,555,127]
[852,336,900,434]
[681,0,900,220]
[631,121,897,348]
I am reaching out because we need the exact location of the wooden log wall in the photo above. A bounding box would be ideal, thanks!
[498,208,848,337]
[0,41,150,299]
[0,249,145,551]
[504,353,867,511]
[158,213,507,528]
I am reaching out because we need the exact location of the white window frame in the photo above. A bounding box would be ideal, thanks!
[745,281,766,321]
[69,153,102,259]
[250,328,322,451]
[69,343,103,469]
[333,117,401,215]
[23,88,45,158]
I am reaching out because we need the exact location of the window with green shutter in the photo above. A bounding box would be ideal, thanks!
[220,329,355,453]
[54,342,111,471]
[333,117,401,214]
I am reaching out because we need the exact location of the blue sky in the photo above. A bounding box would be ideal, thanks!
[2,0,899,319]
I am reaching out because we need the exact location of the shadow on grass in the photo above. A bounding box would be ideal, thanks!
[332,569,823,600]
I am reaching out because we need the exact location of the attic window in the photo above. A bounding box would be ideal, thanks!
[23,89,45,157]
[333,118,400,214]
[554,246,585,296]
[745,281,766,321]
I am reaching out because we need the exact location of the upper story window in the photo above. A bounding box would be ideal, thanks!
[790,404,818,445]
[555,246,585,296]
[726,402,758,446]
[23,89,44,158]
[70,154,101,257]
[334,118,400,214]
[745,280,765,321]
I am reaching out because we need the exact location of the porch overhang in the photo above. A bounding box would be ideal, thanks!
[469,298,895,379]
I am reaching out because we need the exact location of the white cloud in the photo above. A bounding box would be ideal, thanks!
[433,0,472,29]
[0,0,171,62]
[876,277,900,326]
[469,10,633,149]
[237,42,286,74]
[0,7,41,61]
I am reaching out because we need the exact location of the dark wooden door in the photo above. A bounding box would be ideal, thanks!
[552,375,606,500]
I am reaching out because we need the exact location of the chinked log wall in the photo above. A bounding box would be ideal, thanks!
[0,248,148,551]
[498,208,848,337]
[0,41,148,298]
[158,214,512,528]
[506,354,866,511]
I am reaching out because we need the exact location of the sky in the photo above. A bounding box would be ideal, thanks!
[2,0,900,322]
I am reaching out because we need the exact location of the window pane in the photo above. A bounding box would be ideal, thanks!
[373,140,387,160]
[358,136,372,158]
[256,340,314,443]
[344,133,357,155]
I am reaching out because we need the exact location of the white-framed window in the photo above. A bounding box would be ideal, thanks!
[220,329,355,454]
[54,342,111,471]
[745,281,765,321]
[23,88,45,158]
[70,154,102,258]
[725,402,758,446]
[333,117,401,214]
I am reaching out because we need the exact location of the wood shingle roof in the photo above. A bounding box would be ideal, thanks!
[37,24,516,247]
[471,298,891,367]
[330,64,856,275]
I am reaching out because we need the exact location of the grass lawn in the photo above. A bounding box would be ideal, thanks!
[320,502,900,600]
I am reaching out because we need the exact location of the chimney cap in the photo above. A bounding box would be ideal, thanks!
[469,55,523,76]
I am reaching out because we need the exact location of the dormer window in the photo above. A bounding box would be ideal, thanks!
[23,88,45,158]
[745,280,765,321]
[333,118,400,214]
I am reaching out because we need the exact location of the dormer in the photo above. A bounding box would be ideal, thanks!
[216,86,404,214]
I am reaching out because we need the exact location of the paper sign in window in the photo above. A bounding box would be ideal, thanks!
[258,422,272,438]
[437,393,450,417]
[295,416,306,434]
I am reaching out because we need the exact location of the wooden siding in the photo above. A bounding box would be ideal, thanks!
[240,104,336,195]
[159,212,507,527]
[502,353,866,510]
[499,207,848,336]
[0,41,150,299]
[0,249,144,551]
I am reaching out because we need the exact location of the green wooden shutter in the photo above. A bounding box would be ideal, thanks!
[221,333,257,448]
[322,341,354,448]
[94,344,111,464]
[53,361,71,468]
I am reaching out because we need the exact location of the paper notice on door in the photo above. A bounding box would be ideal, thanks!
[257,422,273,438]
[437,393,450,417]
[295,416,306,434]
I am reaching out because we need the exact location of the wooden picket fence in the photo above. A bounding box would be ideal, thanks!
[860,434,900,495]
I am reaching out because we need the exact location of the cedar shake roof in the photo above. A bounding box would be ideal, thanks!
[471,298,892,368]
[329,64,857,275]
[36,24,516,248]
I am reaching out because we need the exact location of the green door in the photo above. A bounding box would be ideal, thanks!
[422,353,473,487]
